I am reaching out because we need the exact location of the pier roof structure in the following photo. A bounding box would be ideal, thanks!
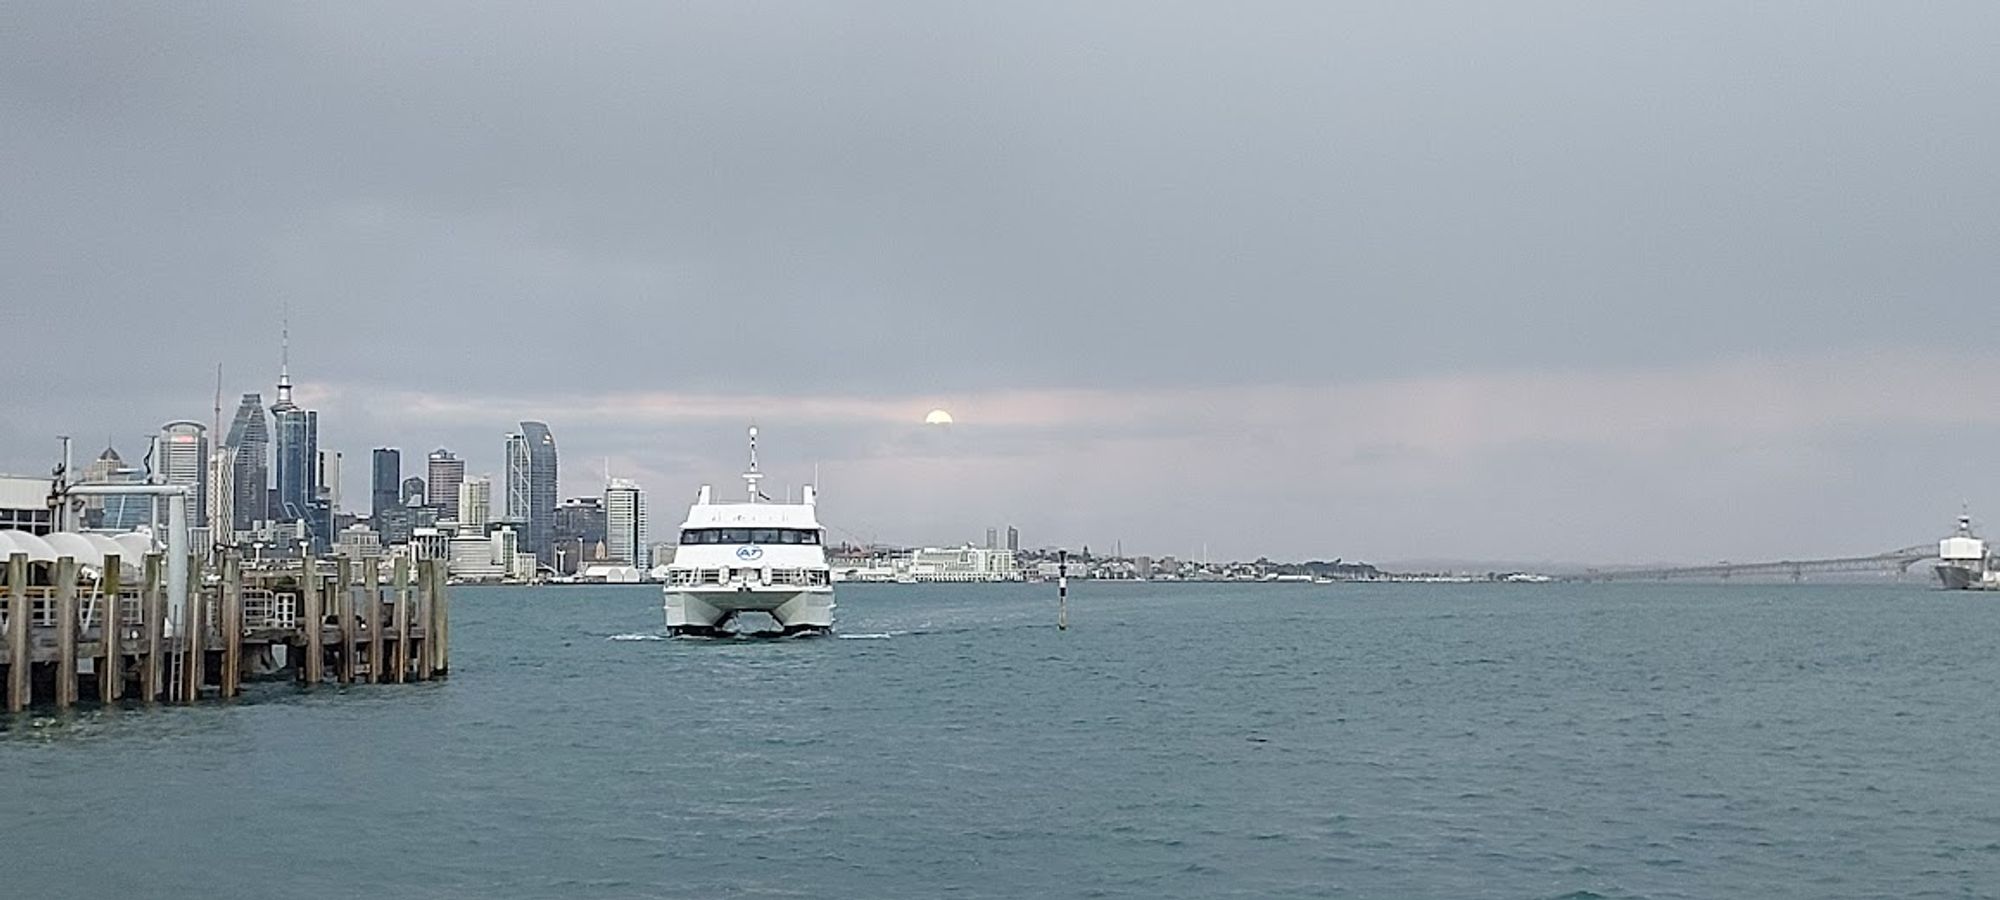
[0,530,154,574]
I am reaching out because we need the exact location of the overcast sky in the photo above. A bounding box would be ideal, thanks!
[4,3,1997,563]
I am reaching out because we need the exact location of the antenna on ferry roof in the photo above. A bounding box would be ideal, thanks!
[744,424,763,503]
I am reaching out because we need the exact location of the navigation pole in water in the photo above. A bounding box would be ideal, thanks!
[1058,548,1069,631]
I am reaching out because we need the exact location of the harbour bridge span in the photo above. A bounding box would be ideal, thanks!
[1573,546,1936,583]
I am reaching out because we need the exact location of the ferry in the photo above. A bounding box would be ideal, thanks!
[662,428,835,636]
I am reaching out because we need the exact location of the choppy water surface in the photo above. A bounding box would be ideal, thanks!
[5,581,2000,898]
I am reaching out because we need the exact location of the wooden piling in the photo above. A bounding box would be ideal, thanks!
[142,554,164,703]
[99,554,122,703]
[182,555,205,702]
[392,557,411,684]
[302,558,324,685]
[365,556,384,684]
[221,551,242,699]
[336,556,356,684]
[437,560,449,674]
[6,553,29,712]
[55,557,79,709]
[414,560,434,681]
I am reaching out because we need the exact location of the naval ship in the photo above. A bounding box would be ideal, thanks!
[1935,513,1999,591]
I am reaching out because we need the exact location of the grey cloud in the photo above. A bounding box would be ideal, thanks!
[4,4,1997,560]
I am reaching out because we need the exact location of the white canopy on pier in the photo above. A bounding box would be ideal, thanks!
[0,530,155,576]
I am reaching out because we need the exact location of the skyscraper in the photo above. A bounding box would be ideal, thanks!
[458,475,492,532]
[207,445,236,544]
[224,393,269,529]
[157,420,209,528]
[506,421,559,564]
[269,347,318,533]
[986,526,998,550]
[554,496,606,569]
[504,433,529,525]
[371,448,401,521]
[402,476,427,507]
[317,449,342,512]
[81,446,148,531]
[1006,525,1019,552]
[427,448,465,520]
[79,446,124,525]
[604,478,648,568]
[272,407,318,519]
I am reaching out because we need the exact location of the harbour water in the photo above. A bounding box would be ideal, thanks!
[4,581,1999,898]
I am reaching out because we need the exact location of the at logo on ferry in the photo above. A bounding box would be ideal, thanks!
[735,546,764,560]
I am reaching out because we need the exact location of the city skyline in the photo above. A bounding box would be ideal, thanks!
[5,5,1999,563]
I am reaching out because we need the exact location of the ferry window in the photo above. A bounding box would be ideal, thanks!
[751,529,780,544]
[801,530,820,545]
[720,529,750,543]
[779,530,799,544]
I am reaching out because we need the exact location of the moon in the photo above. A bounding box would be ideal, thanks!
[924,408,954,425]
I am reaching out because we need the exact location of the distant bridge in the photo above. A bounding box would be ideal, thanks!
[1573,546,1937,583]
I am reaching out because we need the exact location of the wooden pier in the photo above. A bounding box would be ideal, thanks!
[0,550,449,711]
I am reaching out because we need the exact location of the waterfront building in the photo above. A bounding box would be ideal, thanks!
[334,524,384,559]
[409,526,450,563]
[447,533,505,582]
[408,504,439,532]
[905,546,1021,582]
[1006,525,1019,552]
[458,475,492,532]
[318,449,342,512]
[370,448,400,521]
[448,525,535,582]
[158,420,209,530]
[554,495,606,566]
[401,475,426,508]
[427,449,465,521]
[0,475,54,534]
[505,421,559,564]
[604,478,648,568]
[224,393,270,530]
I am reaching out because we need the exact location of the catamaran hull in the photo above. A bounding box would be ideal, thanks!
[665,588,835,636]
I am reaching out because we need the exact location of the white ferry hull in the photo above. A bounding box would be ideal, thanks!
[665,587,835,636]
